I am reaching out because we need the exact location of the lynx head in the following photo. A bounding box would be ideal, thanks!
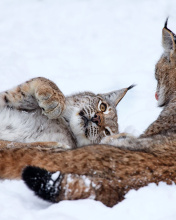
[155,18,176,107]
[65,86,134,147]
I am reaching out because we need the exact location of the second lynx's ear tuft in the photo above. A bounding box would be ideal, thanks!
[22,166,63,203]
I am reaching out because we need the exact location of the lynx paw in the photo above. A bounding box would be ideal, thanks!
[35,88,66,119]
[22,166,63,203]
[53,142,72,150]
[101,133,134,144]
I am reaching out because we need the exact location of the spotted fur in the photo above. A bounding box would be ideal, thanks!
[19,20,176,207]
[101,18,176,150]
[2,20,175,209]
[0,77,132,148]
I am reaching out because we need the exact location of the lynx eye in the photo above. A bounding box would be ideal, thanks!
[98,100,109,114]
[100,103,107,112]
[104,128,111,136]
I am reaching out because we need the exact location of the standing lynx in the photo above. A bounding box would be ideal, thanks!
[1,19,176,207]
[0,77,132,149]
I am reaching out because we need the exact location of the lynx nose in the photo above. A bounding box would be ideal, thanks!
[91,114,101,126]
[155,92,159,101]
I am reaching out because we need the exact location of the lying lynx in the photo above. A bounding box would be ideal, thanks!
[0,77,132,148]
[1,19,176,207]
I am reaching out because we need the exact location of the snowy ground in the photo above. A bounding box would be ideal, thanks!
[0,0,176,219]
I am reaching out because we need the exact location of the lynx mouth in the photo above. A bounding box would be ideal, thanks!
[82,116,89,127]
[79,111,89,127]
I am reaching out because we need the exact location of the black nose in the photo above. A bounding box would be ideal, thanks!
[91,114,101,126]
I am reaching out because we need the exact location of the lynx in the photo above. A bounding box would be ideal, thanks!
[0,77,132,148]
[0,19,176,207]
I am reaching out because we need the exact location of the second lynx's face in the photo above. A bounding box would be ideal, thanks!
[155,19,176,107]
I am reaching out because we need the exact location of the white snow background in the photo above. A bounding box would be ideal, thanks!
[0,0,176,219]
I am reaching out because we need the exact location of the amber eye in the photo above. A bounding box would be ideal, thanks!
[105,128,110,136]
[100,103,107,112]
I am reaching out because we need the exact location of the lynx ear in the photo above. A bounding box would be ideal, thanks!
[98,85,135,106]
[162,18,176,52]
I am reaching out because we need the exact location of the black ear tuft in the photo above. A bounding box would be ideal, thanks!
[22,166,63,203]
[162,17,176,52]
[164,17,169,28]
[127,84,136,91]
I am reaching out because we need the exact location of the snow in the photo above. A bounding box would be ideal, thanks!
[0,0,176,219]
[1,180,176,220]
[51,171,60,181]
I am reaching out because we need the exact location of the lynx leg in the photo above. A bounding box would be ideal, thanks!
[0,140,71,150]
[22,166,122,207]
[100,132,136,145]
[0,77,66,119]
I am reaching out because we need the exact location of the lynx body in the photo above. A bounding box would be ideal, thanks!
[0,77,131,148]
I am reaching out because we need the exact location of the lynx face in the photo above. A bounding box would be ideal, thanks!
[69,94,118,146]
[155,19,176,107]
[66,87,133,147]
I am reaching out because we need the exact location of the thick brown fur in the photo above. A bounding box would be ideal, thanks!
[1,77,66,118]
[0,21,176,207]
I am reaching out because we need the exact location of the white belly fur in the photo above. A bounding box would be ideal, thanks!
[0,107,71,144]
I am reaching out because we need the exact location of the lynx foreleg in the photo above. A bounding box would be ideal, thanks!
[0,140,71,150]
[101,133,176,153]
[100,132,136,144]
[0,77,66,119]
